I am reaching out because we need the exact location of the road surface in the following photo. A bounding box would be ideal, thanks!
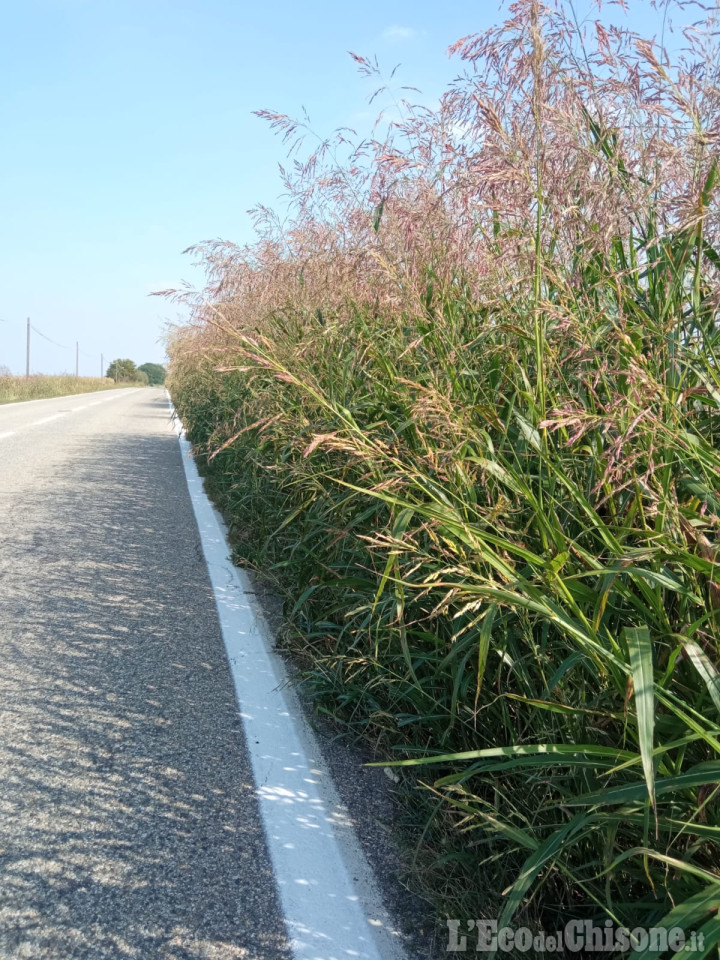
[0,388,295,959]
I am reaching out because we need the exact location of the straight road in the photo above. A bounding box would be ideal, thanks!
[0,389,292,959]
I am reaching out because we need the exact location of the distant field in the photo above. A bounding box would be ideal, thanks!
[0,375,139,404]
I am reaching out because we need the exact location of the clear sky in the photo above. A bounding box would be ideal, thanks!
[0,0,683,375]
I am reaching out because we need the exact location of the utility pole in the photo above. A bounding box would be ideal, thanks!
[26,318,30,378]
[75,342,79,378]
[101,353,104,378]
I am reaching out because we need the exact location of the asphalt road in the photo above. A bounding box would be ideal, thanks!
[0,388,292,960]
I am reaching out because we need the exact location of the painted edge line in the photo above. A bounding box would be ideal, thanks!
[33,412,67,426]
[168,397,408,960]
[0,390,137,433]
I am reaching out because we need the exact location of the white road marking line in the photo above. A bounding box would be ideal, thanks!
[85,393,131,407]
[32,413,66,426]
[0,388,142,435]
[0,431,15,440]
[170,400,404,960]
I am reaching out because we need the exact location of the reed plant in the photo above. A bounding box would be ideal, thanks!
[167,0,720,949]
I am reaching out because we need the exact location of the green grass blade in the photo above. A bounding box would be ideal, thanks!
[624,626,656,810]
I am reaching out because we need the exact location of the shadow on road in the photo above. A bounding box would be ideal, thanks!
[0,399,291,959]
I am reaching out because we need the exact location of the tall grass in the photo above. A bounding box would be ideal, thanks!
[0,375,130,404]
[167,0,720,947]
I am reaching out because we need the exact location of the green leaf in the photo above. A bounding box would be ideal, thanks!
[628,884,720,960]
[514,412,541,451]
[377,742,637,767]
[624,626,656,809]
[566,761,720,806]
[475,603,497,700]
[684,642,720,716]
[372,198,385,233]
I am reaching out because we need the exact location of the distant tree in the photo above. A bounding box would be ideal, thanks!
[0,364,11,377]
[137,362,166,386]
[106,358,138,382]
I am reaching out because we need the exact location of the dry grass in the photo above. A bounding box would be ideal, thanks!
[0,375,137,405]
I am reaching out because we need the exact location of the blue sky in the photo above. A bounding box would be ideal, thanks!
[0,0,682,374]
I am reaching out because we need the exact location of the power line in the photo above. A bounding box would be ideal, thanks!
[1,316,113,378]
[30,324,68,350]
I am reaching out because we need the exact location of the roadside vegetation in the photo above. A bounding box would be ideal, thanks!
[167,0,720,948]
[0,361,164,403]
[0,375,130,404]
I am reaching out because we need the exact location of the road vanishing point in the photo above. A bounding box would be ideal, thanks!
[0,388,406,960]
